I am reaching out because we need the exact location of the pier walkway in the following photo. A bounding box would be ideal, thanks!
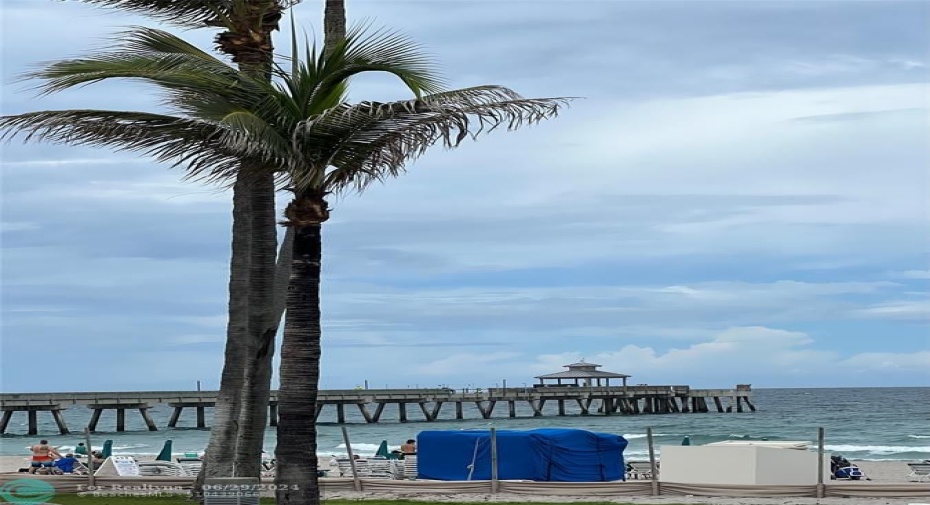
[0,384,754,435]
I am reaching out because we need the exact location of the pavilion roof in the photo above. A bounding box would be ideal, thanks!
[534,370,630,379]
[564,361,602,368]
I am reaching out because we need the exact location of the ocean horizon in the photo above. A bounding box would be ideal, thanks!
[1,387,927,461]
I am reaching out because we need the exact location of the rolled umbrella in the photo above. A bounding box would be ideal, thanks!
[155,440,173,461]
[375,440,390,458]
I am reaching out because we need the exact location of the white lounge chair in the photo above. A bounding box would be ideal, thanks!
[137,461,190,477]
[626,461,655,480]
[907,462,930,482]
[336,458,371,478]
[367,457,400,479]
[403,455,417,480]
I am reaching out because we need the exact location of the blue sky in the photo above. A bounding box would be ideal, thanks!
[1,0,928,392]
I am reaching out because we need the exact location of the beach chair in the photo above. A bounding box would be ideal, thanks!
[403,455,417,480]
[367,457,398,479]
[626,461,654,480]
[178,460,202,477]
[68,461,90,475]
[335,458,371,478]
[907,462,930,482]
[137,461,190,477]
[353,459,372,477]
[52,457,85,474]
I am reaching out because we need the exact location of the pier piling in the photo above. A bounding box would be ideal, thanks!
[87,403,155,432]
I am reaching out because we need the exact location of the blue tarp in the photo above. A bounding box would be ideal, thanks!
[417,428,628,482]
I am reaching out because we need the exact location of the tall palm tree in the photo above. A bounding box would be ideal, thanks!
[64,0,300,485]
[0,25,571,505]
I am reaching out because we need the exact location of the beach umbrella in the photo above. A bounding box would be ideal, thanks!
[101,439,113,459]
[375,440,391,458]
[156,440,173,461]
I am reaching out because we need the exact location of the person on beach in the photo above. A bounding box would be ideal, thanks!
[401,439,417,455]
[29,439,62,473]
[53,453,81,474]
[90,450,106,467]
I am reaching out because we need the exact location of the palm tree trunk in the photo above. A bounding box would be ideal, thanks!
[270,6,346,504]
[197,3,283,496]
[274,195,325,505]
[323,0,346,52]
[193,171,252,498]
[235,170,278,477]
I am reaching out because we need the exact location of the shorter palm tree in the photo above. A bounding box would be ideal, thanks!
[1,25,572,505]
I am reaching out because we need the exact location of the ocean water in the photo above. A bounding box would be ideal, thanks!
[1,387,927,461]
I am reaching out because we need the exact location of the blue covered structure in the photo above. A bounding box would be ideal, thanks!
[417,428,628,482]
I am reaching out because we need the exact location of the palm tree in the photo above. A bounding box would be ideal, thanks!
[63,0,300,485]
[0,25,571,505]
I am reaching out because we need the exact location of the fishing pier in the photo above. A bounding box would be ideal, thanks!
[1,362,754,435]
[0,386,754,435]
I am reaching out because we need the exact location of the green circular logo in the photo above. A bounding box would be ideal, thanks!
[0,479,56,504]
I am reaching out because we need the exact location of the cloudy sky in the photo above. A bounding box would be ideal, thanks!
[1,0,928,393]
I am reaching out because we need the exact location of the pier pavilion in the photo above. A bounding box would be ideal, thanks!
[534,360,630,389]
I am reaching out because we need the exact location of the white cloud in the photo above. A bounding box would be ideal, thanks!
[0,157,153,167]
[895,269,930,280]
[0,222,39,232]
[525,326,928,387]
[414,352,524,376]
[853,300,930,322]
[840,351,930,372]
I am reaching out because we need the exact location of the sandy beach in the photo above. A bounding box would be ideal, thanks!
[2,456,927,505]
[0,457,916,484]
[0,455,919,480]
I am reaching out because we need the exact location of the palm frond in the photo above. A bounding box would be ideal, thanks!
[60,0,301,29]
[216,110,292,168]
[287,86,574,193]
[60,0,232,27]
[0,109,242,183]
[297,25,447,113]
[29,28,241,96]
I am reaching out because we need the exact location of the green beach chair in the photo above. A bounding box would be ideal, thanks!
[100,440,113,459]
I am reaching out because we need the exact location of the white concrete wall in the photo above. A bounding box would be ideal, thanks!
[753,446,825,485]
[659,446,758,485]
[659,446,827,485]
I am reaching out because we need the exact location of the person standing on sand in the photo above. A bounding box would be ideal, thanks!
[29,439,61,474]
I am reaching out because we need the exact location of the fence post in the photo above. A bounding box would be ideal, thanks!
[341,426,362,492]
[646,426,659,496]
[490,428,499,493]
[84,426,95,488]
[817,427,825,498]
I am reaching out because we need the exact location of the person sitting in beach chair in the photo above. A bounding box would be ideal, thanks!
[830,455,864,480]
[90,450,106,468]
[53,453,82,474]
